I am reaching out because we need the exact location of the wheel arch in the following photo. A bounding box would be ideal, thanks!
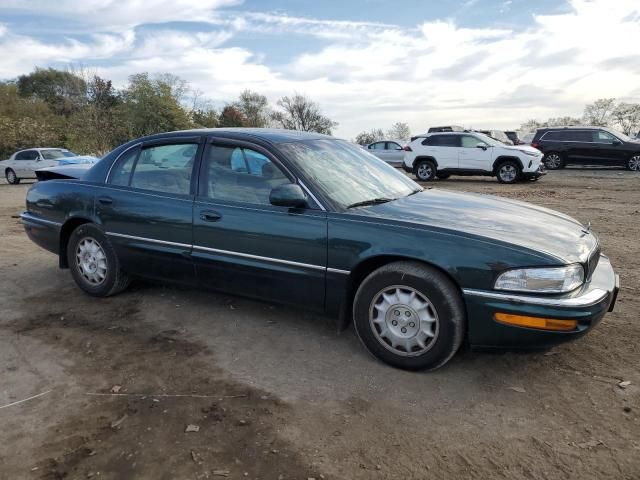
[492,156,523,173]
[412,156,438,169]
[59,217,94,268]
[338,254,465,330]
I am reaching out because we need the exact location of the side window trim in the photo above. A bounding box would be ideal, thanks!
[106,143,141,183]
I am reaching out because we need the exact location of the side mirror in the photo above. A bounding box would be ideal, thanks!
[476,144,488,150]
[270,184,308,208]
[613,140,622,146]
[395,146,403,151]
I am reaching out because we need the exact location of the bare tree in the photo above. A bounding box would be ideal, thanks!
[611,103,640,135]
[354,128,385,145]
[583,98,616,126]
[271,93,337,134]
[386,122,411,141]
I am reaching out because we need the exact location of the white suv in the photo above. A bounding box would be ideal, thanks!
[403,132,544,184]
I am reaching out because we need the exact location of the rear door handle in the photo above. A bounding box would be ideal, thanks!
[98,196,113,205]
[200,211,222,222]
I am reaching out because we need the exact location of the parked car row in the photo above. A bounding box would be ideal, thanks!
[1,148,99,184]
[368,125,640,179]
[21,128,619,371]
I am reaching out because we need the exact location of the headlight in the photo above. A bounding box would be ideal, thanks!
[495,265,584,293]
[518,149,539,157]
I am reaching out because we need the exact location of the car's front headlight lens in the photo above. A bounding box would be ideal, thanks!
[495,265,584,293]
[519,149,540,157]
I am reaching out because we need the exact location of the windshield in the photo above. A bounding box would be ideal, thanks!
[41,149,78,160]
[279,139,420,210]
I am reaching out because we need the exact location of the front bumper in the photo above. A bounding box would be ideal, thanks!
[522,163,546,179]
[463,255,619,349]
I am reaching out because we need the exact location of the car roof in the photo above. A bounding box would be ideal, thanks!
[134,128,335,145]
[536,126,596,131]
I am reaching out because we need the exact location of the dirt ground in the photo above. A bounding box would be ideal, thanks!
[0,169,638,480]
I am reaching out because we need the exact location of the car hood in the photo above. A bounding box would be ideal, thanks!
[355,189,597,264]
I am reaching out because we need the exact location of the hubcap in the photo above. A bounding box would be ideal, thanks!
[545,154,561,169]
[369,286,439,357]
[499,164,517,182]
[417,163,433,180]
[7,170,16,183]
[76,237,107,285]
[629,156,640,171]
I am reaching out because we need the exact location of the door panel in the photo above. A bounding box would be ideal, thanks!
[96,140,201,283]
[458,135,493,170]
[192,142,327,311]
[384,142,404,166]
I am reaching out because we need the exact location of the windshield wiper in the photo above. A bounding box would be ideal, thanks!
[408,188,423,196]
[346,197,396,209]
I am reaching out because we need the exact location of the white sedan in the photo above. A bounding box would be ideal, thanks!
[1,148,98,184]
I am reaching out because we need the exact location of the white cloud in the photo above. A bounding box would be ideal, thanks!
[0,0,639,137]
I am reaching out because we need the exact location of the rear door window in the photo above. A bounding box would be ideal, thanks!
[108,143,198,195]
[15,150,39,160]
[424,135,460,147]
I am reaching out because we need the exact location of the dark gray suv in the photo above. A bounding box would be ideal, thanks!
[531,127,640,170]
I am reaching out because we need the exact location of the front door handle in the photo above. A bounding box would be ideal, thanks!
[98,196,113,205]
[200,210,222,222]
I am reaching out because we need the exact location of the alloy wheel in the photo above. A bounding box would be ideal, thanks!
[545,154,562,169]
[6,169,16,184]
[417,163,433,181]
[629,155,640,171]
[499,164,517,182]
[75,237,108,285]
[369,285,439,357]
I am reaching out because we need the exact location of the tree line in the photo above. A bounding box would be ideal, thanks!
[0,67,338,158]
[520,98,640,136]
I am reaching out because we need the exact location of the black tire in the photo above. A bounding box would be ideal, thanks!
[353,261,465,371]
[437,173,451,180]
[67,223,131,297]
[414,160,436,181]
[543,152,564,170]
[627,154,640,171]
[496,160,522,184]
[5,168,20,184]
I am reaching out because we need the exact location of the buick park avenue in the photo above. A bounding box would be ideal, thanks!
[21,129,619,370]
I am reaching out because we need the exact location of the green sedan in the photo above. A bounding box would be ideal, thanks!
[21,129,619,370]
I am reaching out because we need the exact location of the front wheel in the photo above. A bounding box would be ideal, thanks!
[414,160,436,181]
[627,155,640,171]
[67,224,131,297]
[353,261,465,371]
[5,168,20,184]
[496,161,521,184]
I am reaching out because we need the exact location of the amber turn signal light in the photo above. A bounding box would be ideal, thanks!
[494,313,577,331]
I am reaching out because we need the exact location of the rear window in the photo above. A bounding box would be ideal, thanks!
[542,130,591,142]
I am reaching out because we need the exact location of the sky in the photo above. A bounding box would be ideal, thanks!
[0,0,639,138]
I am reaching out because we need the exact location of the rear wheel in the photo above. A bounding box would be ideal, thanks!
[5,168,20,185]
[67,224,131,297]
[627,155,640,171]
[353,261,465,371]
[496,161,521,184]
[543,152,564,170]
[415,160,436,181]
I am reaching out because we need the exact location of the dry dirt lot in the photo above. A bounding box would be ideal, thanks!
[0,169,638,480]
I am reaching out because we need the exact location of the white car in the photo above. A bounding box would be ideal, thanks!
[1,148,98,184]
[402,132,545,184]
[364,140,406,166]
